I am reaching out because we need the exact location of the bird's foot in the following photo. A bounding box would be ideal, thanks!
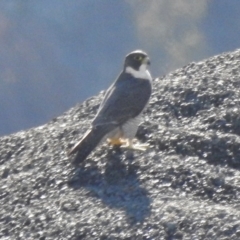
[107,138,149,151]
[107,137,127,146]
[121,139,149,151]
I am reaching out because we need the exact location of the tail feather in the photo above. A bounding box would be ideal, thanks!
[68,125,112,164]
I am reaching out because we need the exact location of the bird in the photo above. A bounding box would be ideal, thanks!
[68,50,152,164]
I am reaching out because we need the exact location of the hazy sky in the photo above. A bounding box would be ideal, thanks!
[0,1,240,136]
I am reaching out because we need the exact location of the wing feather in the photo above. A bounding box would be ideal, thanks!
[93,72,151,127]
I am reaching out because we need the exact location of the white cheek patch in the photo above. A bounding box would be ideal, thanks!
[126,64,152,80]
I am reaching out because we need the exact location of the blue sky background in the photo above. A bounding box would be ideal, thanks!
[0,1,240,136]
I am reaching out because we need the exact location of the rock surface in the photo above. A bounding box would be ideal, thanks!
[1,49,240,239]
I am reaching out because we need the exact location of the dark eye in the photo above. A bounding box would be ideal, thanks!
[134,56,143,61]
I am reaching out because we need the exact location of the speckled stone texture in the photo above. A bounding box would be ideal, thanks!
[1,49,240,239]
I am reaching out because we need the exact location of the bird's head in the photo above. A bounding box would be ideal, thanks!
[124,50,151,80]
[124,50,150,70]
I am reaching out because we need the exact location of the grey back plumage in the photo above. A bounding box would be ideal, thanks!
[92,71,152,128]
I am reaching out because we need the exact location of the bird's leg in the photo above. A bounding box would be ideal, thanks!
[107,137,127,146]
[107,137,149,151]
[121,138,149,151]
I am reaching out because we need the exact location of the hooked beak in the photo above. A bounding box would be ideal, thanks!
[143,57,150,65]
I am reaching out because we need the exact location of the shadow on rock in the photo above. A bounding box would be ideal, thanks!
[68,148,151,223]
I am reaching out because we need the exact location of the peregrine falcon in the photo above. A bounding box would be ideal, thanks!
[68,50,152,164]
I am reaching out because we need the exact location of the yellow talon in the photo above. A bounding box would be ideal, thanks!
[107,138,149,151]
[121,139,149,151]
[107,138,126,146]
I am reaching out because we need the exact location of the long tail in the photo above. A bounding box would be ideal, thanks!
[68,125,113,164]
